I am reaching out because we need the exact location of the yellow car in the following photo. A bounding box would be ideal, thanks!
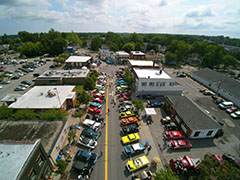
[120,111,135,118]
[122,133,140,144]
[126,155,149,172]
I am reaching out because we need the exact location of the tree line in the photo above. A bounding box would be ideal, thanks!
[1,30,240,68]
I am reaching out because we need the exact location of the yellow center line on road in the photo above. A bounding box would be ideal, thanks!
[105,78,109,180]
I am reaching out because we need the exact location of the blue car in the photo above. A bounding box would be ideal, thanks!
[75,150,98,165]
[106,60,113,64]
[151,101,163,107]
[123,142,145,156]
[81,128,100,140]
[90,102,102,109]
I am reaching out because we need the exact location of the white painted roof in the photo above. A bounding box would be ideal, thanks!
[0,140,40,180]
[116,51,129,56]
[133,68,171,79]
[9,86,75,109]
[129,60,154,66]
[131,51,145,55]
[65,56,91,63]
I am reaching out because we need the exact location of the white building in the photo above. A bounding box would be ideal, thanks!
[9,86,77,110]
[65,56,91,68]
[115,51,129,64]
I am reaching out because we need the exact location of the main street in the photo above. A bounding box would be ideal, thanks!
[90,63,132,180]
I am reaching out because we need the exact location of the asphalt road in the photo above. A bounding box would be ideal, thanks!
[72,63,132,180]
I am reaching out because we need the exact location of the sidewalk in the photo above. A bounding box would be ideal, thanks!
[139,120,164,171]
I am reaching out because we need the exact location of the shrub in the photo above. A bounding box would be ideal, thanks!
[11,109,38,120]
[0,104,13,119]
[73,109,85,117]
[38,109,68,120]
[56,159,68,174]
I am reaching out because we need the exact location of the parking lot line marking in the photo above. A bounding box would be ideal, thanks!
[105,78,109,180]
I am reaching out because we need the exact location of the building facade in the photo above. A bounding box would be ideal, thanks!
[65,56,92,68]
[164,96,221,139]
[0,139,52,180]
[129,51,146,60]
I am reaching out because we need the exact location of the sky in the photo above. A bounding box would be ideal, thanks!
[0,0,240,38]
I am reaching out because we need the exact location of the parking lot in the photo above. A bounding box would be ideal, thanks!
[0,58,54,103]
[144,68,240,167]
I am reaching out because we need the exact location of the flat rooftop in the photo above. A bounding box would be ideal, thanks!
[131,51,145,55]
[0,140,40,180]
[129,60,156,66]
[65,56,91,63]
[38,70,89,78]
[133,68,171,79]
[9,86,75,109]
[0,120,64,153]
[116,51,129,56]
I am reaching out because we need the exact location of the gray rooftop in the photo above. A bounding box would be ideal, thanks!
[9,86,75,109]
[0,139,40,180]
[167,95,220,130]
[192,68,240,99]
[38,69,89,79]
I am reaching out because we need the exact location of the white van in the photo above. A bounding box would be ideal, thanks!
[219,101,234,109]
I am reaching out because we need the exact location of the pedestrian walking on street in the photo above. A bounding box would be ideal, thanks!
[146,145,152,155]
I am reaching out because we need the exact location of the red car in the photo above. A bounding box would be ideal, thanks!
[0,66,6,72]
[168,140,192,150]
[199,88,206,93]
[94,93,105,99]
[212,154,224,164]
[226,106,238,114]
[88,107,102,115]
[93,98,103,104]
[164,131,184,140]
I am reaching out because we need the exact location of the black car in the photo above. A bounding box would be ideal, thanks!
[222,153,240,168]
[216,98,224,104]
[75,150,98,165]
[21,80,32,85]
[11,75,20,80]
[122,123,139,135]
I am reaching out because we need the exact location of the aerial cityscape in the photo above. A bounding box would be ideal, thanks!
[0,0,240,180]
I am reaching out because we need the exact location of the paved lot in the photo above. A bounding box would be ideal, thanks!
[0,58,54,104]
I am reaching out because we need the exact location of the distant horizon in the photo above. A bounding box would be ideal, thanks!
[0,0,239,38]
[1,30,240,40]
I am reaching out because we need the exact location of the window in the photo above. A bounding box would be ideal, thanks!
[28,168,36,180]
[160,82,166,86]
[207,130,213,136]
[194,131,200,137]
[141,82,147,86]
[156,82,159,86]
[149,82,155,86]
[37,155,43,167]
[169,82,175,86]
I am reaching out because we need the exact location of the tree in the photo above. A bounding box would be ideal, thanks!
[189,154,240,180]
[122,42,135,53]
[89,70,99,82]
[132,100,144,111]
[83,77,95,90]
[68,129,76,143]
[48,28,62,40]
[78,90,92,105]
[105,31,122,50]
[165,51,177,65]
[154,167,179,180]
[50,37,67,56]
[202,45,224,68]
[124,68,133,86]
[91,35,101,51]
[0,104,13,119]
[223,54,239,68]
[66,31,82,46]
[11,109,37,120]
[56,159,68,174]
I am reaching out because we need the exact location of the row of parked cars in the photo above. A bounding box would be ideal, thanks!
[71,71,107,179]
[200,88,240,119]
[114,68,152,178]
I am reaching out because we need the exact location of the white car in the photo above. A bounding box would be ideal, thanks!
[78,135,98,149]
[231,111,240,119]
[83,119,101,131]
